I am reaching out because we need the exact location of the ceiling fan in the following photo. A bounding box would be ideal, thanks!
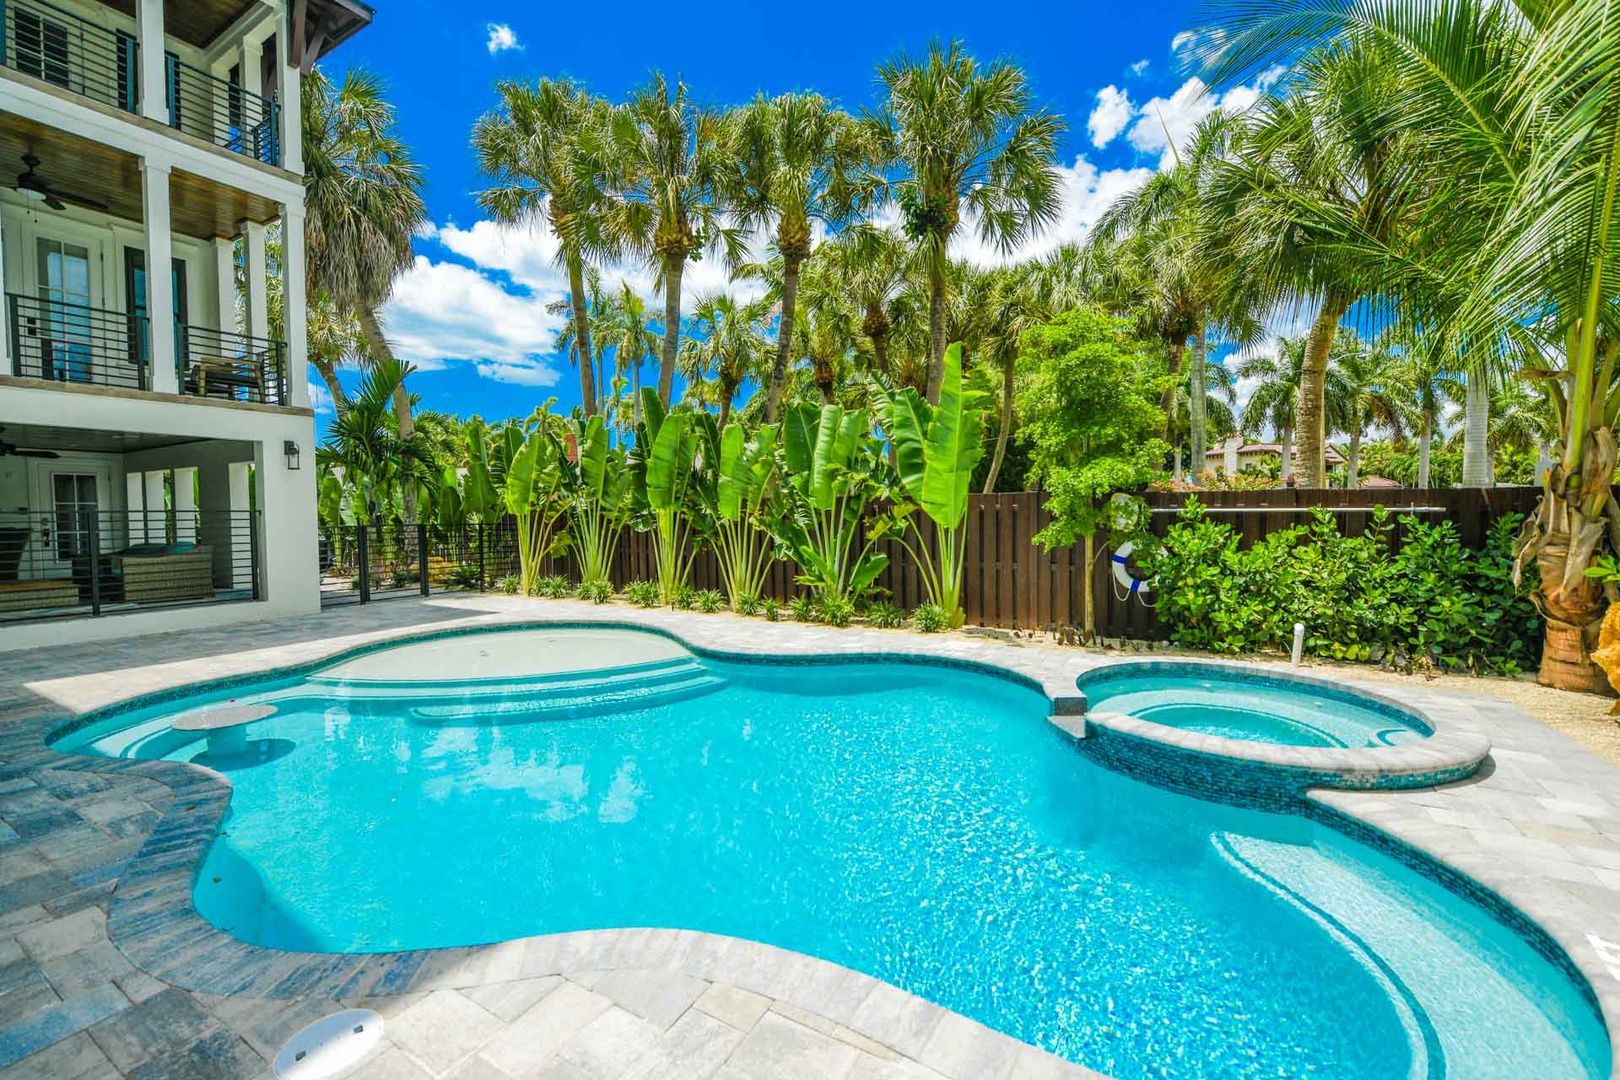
[14,153,108,212]
[0,428,59,460]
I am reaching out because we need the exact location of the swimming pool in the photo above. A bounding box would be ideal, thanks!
[52,627,1609,1080]
[1078,663,1430,747]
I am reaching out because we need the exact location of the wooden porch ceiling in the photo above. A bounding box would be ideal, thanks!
[98,0,260,50]
[0,116,282,239]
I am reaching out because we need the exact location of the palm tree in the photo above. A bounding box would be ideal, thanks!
[302,68,427,514]
[603,74,743,407]
[808,224,917,383]
[473,78,615,417]
[1239,338,1304,481]
[727,92,875,421]
[600,283,660,429]
[1328,328,1406,489]
[548,266,611,417]
[976,261,1073,491]
[677,293,771,426]
[1387,325,1461,490]
[317,355,434,524]
[867,39,1064,401]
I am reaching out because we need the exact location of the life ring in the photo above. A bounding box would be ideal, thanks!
[1110,541,1153,598]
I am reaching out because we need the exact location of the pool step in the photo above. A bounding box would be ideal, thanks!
[407,662,726,725]
[307,656,705,697]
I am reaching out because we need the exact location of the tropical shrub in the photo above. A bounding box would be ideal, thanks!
[576,579,614,604]
[535,575,570,598]
[695,588,725,613]
[633,390,706,604]
[569,415,635,589]
[670,583,698,610]
[734,592,762,616]
[1142,501,1540,674]
[446,563,484,590]
[706,422,781,611]
[911,604,947,633]
[467,406,571,596]
[762,598,782,622]
[866,601,905,628]
[625,580,660,607]
[813,594,855,627]
[494,574,521,594]
[789,594,817,622]
[872,342,991,628]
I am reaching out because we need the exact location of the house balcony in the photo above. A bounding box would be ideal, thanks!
[0,0,282,166]
[5,293,287,405]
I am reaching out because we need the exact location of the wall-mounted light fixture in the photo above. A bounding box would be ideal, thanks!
[284,440,301,470]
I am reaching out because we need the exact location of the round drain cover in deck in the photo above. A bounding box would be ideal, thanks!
[272,1009,384,1079]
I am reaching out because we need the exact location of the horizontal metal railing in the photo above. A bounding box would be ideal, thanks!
[179,324,286,405]
[7,293,148,389]
[0,0,138,112]
[0,509,260,623]
[166,54,278,166]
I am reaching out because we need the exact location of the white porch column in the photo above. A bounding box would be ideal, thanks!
[213,237,237,334]
[228,461,253,590]
[173,467,198,542]
[280,205,308,408]
[141,161,178,394]
[126,474,147,544]
[142,471,167,540]
[0,217,8,374]
[242,220,269,342]
[137,0,169,125]
[241,38,263,98]
[275,21,301,173]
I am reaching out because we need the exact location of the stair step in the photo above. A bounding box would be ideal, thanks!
[308,656,704,695]
[408,673,727,726]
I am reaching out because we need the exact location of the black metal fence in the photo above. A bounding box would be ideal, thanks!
[1,0,138,113]
[179,324,286,405]
[0,509,259,624]
[320,522,522,607]
[8,294,148,390]
[165,54,279,166]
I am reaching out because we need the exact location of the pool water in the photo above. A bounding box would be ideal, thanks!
[1079,668,1429,747]
[55,630,1607,1080]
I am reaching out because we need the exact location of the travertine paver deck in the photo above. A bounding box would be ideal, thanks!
[1,594,1618,1080]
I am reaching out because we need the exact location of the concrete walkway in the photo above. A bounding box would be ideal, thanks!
[1,595,1618,1080]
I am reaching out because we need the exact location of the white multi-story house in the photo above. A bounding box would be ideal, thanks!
[0,0,370,649]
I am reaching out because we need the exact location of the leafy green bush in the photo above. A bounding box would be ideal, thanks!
[789,594,817,622]
[1142,500,1541,674]
[625,580,660,607]
[446,563,483,590]
[493,574,521,595]
[911,604,947,633]
[576,579,614,605]
[695,589,724,613]
[762,598,782,622]
[534,575,570,599]
[866,601,905,628]
[813,594,855,627]
[670,584,698,610]
[734,592,762,617]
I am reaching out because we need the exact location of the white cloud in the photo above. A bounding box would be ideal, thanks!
[1124,70,1281,171]
[1129,59,1150,76]
[1088,85,1134,149]
[1171,29,1199,53]
[308,380,334,416]
[382,255,565,386]
[947,155,1155,267]
[485,23,521,55]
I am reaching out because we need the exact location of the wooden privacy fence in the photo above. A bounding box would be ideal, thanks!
[613,486,1543,641]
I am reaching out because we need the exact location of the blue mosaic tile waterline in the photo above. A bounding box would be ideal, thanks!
[51,629,1611,1080]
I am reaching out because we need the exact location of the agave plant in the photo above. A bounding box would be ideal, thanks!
[771,401,894,604]
[706,422,780,610]
[873,342,990,628]
[632,388,704,604]
[568,415,634,588]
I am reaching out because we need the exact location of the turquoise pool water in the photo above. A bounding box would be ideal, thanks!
[1079,667,1429,747]
[54,629,1608,1080]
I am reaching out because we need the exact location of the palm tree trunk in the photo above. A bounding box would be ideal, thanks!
[926,264,948,404]
[1279,425,1293,482]
[567,255,597,417]
[1462,372,1491,486]
[983,349,1015,494]
[311,353,349,415]
[357,307,417,524]
[1347,429,1361,489]
[658,256,683,407]
[1296,294,1350,487]
[765,253,803,422]
[1418,413,1433,488]
[718,393,733,431]
[1190,323,1208,480]
[1163,341,1185,427]
[632,355,643,426]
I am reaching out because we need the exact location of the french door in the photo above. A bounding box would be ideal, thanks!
[35,239,93,383]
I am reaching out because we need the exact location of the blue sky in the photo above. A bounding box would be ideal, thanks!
[313,0,1277,428]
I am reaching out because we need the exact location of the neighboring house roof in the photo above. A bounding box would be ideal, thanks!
[1204,442,1348,466]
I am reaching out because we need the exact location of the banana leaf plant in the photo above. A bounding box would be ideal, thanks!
[568,414,635,587]
[481,405,570,595]
[872,342,990,628]
[705,421,780,609]
[771,401,895,603]
[632,388,704,604]
[460,418,502,522]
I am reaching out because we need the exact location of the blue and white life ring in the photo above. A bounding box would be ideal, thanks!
[1110,541,1153,599]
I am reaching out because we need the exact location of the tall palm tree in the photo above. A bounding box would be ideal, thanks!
[549,266,612,417]
[1240,337,1305,481]
[727,92,875,421]
[1386,325,1462,490]
[677,293,771,426]
[603,74,743,406]
[303,67,426,516]
[866,39,1063,401]
[976,261,1070,491]
[600,283,660,428]
[809,224,917,382]
[1328,328,1406,489]
[473,78,616,417]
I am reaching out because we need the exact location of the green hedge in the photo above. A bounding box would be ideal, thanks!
[1140,500,1541,674]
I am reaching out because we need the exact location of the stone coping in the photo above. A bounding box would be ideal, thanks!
[12,596,1620,1079]
[1071,658,1492,790]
